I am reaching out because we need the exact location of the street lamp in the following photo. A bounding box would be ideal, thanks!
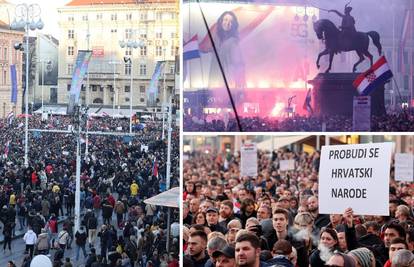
[119,39,143,134]
[11,3,44,167]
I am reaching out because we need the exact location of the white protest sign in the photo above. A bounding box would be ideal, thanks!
[319,142,393,216]
[141,144,149,152]
[280,159,295,171]
[352,96,371,131]
[395,153,414,182]
[240,143,258,177]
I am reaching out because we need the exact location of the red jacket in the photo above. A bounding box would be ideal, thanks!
[31,172,38,184]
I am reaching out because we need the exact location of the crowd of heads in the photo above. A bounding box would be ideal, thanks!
[184,111,414,132]
[0,114,179,266]
[183,147,414,267]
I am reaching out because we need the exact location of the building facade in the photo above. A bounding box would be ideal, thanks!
[57,0,179,113]
[0,20,23,117]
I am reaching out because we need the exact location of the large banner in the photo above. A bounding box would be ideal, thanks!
[183,3,319,91]
[67,50,92,114]
[37,35,58,86]
[240,143,258,177]
[319,142,393,216]
[147,61,166,106]
[10,65,17,104]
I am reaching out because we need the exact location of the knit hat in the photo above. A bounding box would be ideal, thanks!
[348,248,373,267]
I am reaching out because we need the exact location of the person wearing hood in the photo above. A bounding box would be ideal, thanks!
[267,240,295,267]
[35,228,50,255]
[23,225,37,257]
[75,225,88,261]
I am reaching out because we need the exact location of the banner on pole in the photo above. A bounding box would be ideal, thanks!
[279,159,295,171]
[352,96,371,131]
[240,143,258,177]
[395,153,414,182]
[147,61,165,106]
[319,142,393,216]
[10,65,17,104]
[67,50,92,114]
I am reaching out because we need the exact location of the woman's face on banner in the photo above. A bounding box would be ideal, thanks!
[222,14,234,32]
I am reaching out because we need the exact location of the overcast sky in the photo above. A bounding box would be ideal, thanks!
[7,0,71,38]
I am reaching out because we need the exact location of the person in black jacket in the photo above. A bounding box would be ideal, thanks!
[75,226,88,261]
[206,208,227,234]
[85,248,97,267]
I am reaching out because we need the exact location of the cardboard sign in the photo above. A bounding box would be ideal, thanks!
[280,159,295,171]
[240,143,258,177]
[141,145,149,152]
[352,96,371,131]
[395,153,414,182]
[319,142,393,216]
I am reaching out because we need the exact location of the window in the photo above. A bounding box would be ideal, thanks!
[82,14,88,21]
[81,84,86,91]
[156,32,162,39]
[139,64,146,75]
[156,12,162,20]
[68,46,74,56]
[3,47,7,60]
[156,46,162,57]
[111,13,117,21]
[125,48,132,56]
[68,29,74,39]
[170,65,175,74]
[125,97,130,102]
[124,85,130,92]
[2,70,6,85]
[96,13,103,20]
[68,15,74,22]
[92,85,97,92]
[140,32,147,39]
[124,64,131,75]
[67,64,73,75]
[99,86,103,92]
[140,12,147,21]
[125,29,132,39]
[170,12,176,20]
[126,13,132,20]
[67,84,71,91]
[140,98,145,103]
[108,85,114,92]
[140,46,147,56]
[170,45,175,56]
[111,29,117,33]
[140,85,145,93]
[170,32,176,38]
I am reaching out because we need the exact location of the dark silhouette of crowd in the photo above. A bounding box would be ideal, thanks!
[184,111,414,132]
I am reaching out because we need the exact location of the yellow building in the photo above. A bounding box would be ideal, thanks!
[57,0,179,113]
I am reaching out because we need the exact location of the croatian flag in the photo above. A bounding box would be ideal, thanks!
[303,89,313,114]
[7,111,14,125]
[353,56,393,96]
[152,158,158,178]
[183,35,200,61]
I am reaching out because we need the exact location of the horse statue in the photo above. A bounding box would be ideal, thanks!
[313,19,382,73]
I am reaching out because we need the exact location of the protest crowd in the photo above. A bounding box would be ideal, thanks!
[184,111,414,132]
[183,148,414,267]
[0,114,179,267]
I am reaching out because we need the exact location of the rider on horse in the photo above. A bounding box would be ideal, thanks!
[329,2,356,40]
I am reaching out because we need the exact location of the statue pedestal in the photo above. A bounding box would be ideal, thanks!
[309,73,386,117]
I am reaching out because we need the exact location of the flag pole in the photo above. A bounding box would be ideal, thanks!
[196,0,243,131]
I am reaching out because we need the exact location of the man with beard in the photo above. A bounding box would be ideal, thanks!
[187,230,209,267]
[206,207,227,234]
[219,200,236,228]
[235,232,267,267]
[307,196,330,231]
[257,205,272,222]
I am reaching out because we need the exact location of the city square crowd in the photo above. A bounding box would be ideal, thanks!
[0,114,179,267]
[183,148,414,267]
[183,111,414,132]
